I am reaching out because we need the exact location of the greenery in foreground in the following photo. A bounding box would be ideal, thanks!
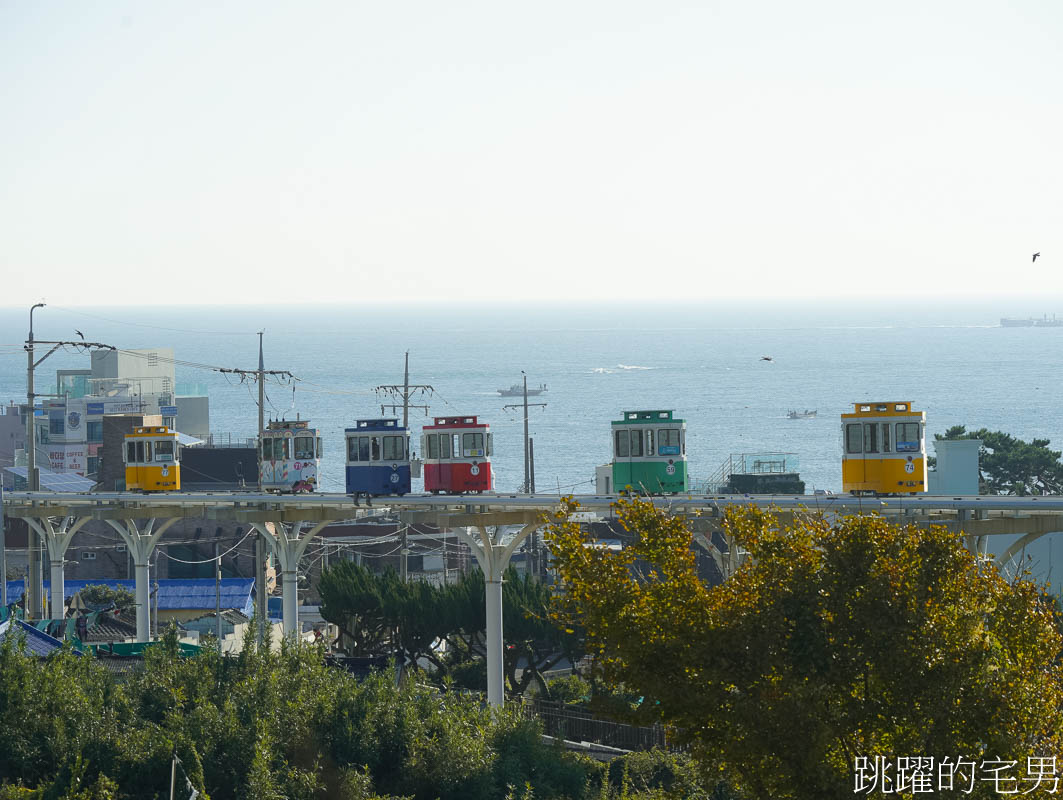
[546,497,1063,800]
[0,626,712,800]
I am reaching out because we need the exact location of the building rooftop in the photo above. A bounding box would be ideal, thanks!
[5,578,255,616]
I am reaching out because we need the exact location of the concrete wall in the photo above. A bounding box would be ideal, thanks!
[180,447,256,490]
[0,402,26,468]
[928,439,981,495]
[176,395,210,439]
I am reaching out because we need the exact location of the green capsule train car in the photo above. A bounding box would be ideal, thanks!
[611,410,689,495]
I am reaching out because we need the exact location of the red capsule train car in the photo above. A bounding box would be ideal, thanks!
[421,415,493,494]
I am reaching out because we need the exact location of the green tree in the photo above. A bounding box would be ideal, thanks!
[76,584,136,612]
[545,497,1063,800]
[936,425,1063,495]
[319,563,582,696]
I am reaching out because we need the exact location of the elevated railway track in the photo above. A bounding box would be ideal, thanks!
[5,490,1063,705]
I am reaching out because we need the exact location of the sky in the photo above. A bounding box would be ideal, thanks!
[1,1,1061,306]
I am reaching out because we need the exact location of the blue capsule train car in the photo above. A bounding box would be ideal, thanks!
[345,418,411,496]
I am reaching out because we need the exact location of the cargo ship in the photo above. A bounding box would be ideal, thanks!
[1001,315,1063,327]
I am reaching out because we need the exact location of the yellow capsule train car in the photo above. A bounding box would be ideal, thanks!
[125,426,181,492]
[841,402,926,495]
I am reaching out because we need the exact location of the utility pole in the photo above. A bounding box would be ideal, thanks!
[375,351,432,428]
[24,306,112,619]
[217,338,292,494]
[502,372,546,494]
[24,312,117,620]
[215,542,222,652]
[529,437,536,494]
[255,533,267,646]
[1,481,6,608]
[257,332,265,492]
[26,302,42,620]
[400,525,408,582]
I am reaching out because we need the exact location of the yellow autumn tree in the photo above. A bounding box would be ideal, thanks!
[545,497,1063,800]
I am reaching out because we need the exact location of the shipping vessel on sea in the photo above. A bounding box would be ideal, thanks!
[1000,315,1063,328]
[498,383,547,397]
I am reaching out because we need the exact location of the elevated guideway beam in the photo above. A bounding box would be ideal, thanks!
[9,491,1063,514]
[6,492,1063,668]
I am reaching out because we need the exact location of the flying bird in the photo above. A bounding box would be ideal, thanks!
[75,329,84,340]
[1033,252,1041,262]
[760,356,773,362]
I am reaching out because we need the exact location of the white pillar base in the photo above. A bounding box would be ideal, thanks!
[282,569,298,639]
[135,562,150,642]
[486,577,504,707]
[49,560,65,620]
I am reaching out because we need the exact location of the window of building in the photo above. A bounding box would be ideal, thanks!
[49,417,64,435]
[294,436,314,460]
[658,429,681,455]
[383,435,405,460]
[896,423,921,452]
[87,456,99,475]
[462,432,484,457]
[81,552,96,561]
[87,421,103,443]
[846,424,863,454]
[863,422,878,453]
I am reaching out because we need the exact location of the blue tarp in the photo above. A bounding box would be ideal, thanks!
[5,578,255,616]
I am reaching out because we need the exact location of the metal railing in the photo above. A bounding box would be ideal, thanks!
[512,696,675,752]
[195,433,257,449]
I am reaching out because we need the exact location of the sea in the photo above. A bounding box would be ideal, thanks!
[1,299,1060,497]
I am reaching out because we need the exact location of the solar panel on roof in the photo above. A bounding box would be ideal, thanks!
[2,466,94,492]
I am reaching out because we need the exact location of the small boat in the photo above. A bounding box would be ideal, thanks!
[498,383,547,397]
[787,409,817,419]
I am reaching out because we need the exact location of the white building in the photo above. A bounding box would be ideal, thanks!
[27,348,208,478]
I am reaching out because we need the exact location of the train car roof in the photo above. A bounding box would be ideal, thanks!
[345,419,407,433]
[612,410,685,425]
[127,426,176,436]
[265,419,312,430]
[424,416,488,429]
[842,402,923,418]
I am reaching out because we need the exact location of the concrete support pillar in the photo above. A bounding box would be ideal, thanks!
[27,516,88,622]
[134,561,151,641]
[252,520,330,640]
[106,517,178,642]
[485,576,504,707]
[282,568,298,637]
[452,522,542,708]
[49,559,65,620]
